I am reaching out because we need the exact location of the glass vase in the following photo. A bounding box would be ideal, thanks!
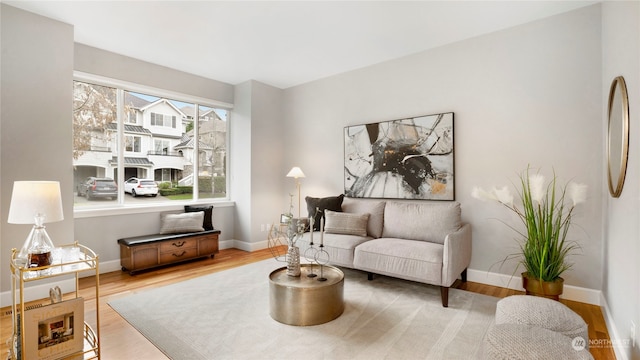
[286,245,301,277]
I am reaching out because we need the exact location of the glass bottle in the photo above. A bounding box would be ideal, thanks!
[18,213,54,269]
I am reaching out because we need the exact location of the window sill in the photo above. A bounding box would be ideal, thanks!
[73,200,235,219]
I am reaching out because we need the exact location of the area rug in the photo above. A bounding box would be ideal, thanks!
[108,259,497,359]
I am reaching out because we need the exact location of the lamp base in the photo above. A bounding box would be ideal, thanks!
[18,225,54,268]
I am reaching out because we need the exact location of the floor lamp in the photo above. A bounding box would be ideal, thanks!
[286,167,305,218]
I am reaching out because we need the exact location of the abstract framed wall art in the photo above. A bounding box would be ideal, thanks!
[344,112,454,200]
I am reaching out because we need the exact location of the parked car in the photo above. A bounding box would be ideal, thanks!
[124,178,158,197]
[77,177,118,200]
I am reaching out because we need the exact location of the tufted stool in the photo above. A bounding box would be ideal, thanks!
[483,323,593,359]
[483,295,593,359]
[495,295,589,343]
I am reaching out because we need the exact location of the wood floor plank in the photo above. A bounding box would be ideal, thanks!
[0,248,616,359]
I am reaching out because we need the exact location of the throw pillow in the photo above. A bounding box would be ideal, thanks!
[184,205,214,230]
[306,194,344,231]
[324,210,369,237]
[160,212,205,234]
[341,198,386,238]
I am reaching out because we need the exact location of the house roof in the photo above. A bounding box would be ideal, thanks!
[140,98,187,117]
[174,137,213,150]
[107,123,153,134]
[124,92,151,109]
[110,157,154,166]
[181,106,222,121]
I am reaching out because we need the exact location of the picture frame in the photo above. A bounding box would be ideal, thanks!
[280,214,292,224]
[23,297,84,360]
[344,112,454,200]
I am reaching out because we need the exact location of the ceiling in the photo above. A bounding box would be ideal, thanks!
[5,1,599,89]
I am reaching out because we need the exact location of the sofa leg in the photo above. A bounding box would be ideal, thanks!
[367,272,374,281]
[441,287,449,307]
[461,268,467,282]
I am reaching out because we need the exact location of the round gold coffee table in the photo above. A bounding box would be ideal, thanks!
[269,264,344,326]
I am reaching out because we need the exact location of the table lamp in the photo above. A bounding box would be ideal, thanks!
[286,167,305,218]
[8,181,64,268]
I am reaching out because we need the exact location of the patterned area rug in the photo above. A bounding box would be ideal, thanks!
[109,259,497,359]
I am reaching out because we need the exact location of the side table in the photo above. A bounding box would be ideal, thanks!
[269,264,344,326]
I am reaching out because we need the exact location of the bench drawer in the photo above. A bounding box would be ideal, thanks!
[118,229,220,274]
[159,238,197,253]
[159,247,198,264]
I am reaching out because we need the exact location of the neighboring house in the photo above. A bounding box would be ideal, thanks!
[174,109,226,186]
[73,91,225,189]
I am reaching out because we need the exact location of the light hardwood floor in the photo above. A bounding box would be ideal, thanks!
[1,248,616,359]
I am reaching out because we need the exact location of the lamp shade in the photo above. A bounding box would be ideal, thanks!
[8,181,64,224]
[286,167,305,179]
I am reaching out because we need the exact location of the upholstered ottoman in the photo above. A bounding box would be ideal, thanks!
[495,295,589,344]
[483,323,593,359]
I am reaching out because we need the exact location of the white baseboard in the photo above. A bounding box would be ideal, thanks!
[231,239,268,252]
[466,269,602,305]
[600,293,631,360]
[219,239,235,250]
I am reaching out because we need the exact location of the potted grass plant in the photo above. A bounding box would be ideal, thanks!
[472,166,587,300]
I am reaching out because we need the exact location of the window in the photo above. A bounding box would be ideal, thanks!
[151,113,176,128]
[125,136,141,152]
[73,81,119,207]
[72,75,230,210]
[126,111,137,124]
[197,105,227,199]
[154,139,171,155]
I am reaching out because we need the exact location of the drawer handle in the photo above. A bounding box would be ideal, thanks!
[172,251,187,257]
[172,241,186,247]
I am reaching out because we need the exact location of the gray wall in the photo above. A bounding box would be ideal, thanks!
[231,80,286,249]
[602,2,640,359]
[282,4,604,291]
[75,44,234,105]
[1,4,74,293]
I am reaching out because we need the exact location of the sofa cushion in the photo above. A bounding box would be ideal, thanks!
[306,194,344,231]
[324,210,369,237]
[382,201,461,244]
[160,212,205,234]
[354,238,443,285]
[297,232,371,268]
[341,197,385,238]
[184,205,214,230]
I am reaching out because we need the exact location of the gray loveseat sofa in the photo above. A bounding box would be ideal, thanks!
[297,196,471,307]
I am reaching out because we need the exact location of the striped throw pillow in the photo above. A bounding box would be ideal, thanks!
[324,210,369,237]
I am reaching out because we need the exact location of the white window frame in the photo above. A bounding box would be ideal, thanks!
[154,139,171,155]
[126,111,137,124]
[151,113,177,128]
[125,135,142,153]
[73,71,233,218]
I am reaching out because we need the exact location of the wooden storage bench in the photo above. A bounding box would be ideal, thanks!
[118,229,220,274]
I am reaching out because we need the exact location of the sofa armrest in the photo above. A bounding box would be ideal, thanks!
[441,223,472,286]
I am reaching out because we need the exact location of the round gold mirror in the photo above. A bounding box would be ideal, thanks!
[607,76,629,198]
